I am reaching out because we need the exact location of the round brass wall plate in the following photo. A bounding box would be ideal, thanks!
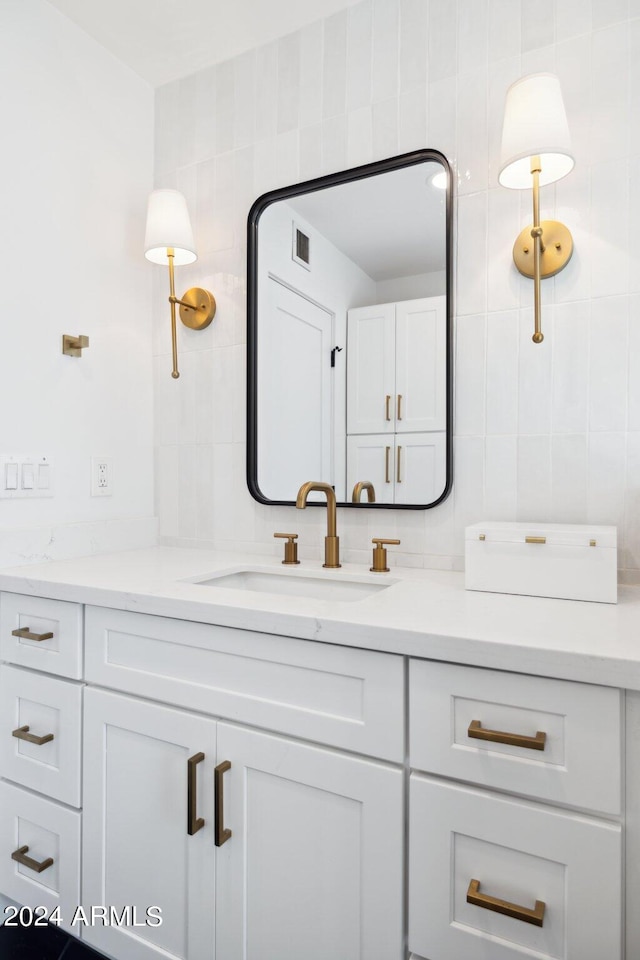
[179,287,216,329]
[513,220,573,279]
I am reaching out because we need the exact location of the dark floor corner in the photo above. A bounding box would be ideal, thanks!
[0,924,107,960]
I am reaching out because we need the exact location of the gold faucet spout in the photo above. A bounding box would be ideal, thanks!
[296,481,340,567]
[352,480,376,503]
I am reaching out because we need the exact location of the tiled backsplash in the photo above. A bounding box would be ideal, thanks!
[154,0,640,577]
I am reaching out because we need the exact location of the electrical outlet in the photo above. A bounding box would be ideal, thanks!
[91,457,113,497]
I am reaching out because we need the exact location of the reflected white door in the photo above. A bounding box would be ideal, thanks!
[346,303,395,435]
[258,280,333,501]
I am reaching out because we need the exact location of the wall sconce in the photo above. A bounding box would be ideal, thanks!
[144,189,215,378]
[499,73,574,343]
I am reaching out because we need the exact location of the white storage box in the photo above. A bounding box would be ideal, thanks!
[465,522,617,604]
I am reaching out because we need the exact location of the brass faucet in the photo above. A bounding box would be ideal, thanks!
[352,480,376,503]
[295,481,341,568]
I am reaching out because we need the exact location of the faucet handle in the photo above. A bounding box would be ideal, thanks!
[371,538,401,573]
[274,532,300,565]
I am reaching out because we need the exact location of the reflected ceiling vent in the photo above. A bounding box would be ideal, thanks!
[292,222,311,270]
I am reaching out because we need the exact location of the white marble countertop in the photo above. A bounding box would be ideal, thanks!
[1,545,640,689]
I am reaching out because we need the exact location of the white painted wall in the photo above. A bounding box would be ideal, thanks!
[0,0,156,565]
[154,0,640,578]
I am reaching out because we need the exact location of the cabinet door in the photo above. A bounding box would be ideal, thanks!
[346,434,395,503]
[347,303,395,434]
[82,689,217,960]
[395,296,446,433]
[394,432,446,505]
[215,723,403,960]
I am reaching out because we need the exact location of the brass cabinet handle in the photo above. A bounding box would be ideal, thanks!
[525,536,546,544]
[385,395,391,421]
[187,752,205,835]
[11,627,54,642]
[385,446,391,483]
[11,845,54,874]
[397,446,402,483]
[12,725,54,746]
[215,760,232,847]
[468,719,546,751]
[397,394,403,420]
[467,878,545,927]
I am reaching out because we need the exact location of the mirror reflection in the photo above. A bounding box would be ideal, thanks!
[247,150,452,509]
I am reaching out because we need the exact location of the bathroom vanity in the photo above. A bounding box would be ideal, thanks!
[0,546,638,960]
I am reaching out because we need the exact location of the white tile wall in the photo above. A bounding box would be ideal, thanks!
[154,0,640,577]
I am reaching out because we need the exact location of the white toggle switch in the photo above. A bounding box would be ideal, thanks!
[21,463,35,489]
[5,463,18,490]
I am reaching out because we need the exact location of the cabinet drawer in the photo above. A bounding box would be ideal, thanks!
[0,666,83,807]
[409,775,621,960]
[0,593,82,679]
[85,606,404,762]
[410,659,621,813]
[0,781,81,934]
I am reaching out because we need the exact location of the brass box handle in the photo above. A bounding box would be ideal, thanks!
[11,627,54,643]
[12,725,54,746]
[187,751,205,835]
[215,760,232,847]
[467,878,545,927]
[385,395,391,421]
[525,536,546,544]
[468,719,546,751]
[11,845,54,875]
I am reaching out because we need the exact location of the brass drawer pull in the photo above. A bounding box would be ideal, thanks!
[467,878,545,927]
[385,446,391,483]
[397,394,402,420]
[12,725,54,746]
[215,760,232,847]
[11,845,54,874]
[468,719,546,751]
[397,445,402,483]
[385,395,391,421]
[11,627,54,642]
[187,751,205,835]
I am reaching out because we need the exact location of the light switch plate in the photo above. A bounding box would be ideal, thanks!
[0,456,54,499]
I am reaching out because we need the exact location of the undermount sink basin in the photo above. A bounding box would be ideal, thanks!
[189,567,396,603]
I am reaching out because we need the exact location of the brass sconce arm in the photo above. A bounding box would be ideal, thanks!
[165,250,216,380]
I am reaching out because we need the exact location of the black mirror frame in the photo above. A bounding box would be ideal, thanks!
[246,148,453,510]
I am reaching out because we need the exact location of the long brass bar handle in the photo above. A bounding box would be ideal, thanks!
[397,394,402,420]
[385,395,391,421]
[12,725,54,746]
[11,627,54,642]
[11,845,54,874]
[467,879,545,927]
[215,760,232,847]
[468,719,546,751]
[187,751,205,835]
[385,446,391,483]
[397,446,402,483]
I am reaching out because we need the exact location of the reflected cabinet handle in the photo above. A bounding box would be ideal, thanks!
[467,879,545,927]
[397,394,402,420]
[385,395,391,421]
[215,760,232,846]
[385,446,391,484]
[11,845,54,874]
[187,752,205,835]
[468,719,546,751]
[12,725,54,746]
[397,446,402,483]
[11,627,54,642]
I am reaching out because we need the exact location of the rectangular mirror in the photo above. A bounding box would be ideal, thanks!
[247,149,452,509]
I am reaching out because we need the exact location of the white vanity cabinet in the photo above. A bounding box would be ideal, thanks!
[347,431,446,504]
[346,297,446,436]
[81,606,405,960]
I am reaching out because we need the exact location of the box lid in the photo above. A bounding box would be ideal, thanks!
[465,521,617,549]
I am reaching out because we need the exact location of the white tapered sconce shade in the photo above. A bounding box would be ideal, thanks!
[499,74,574,188]
[144,189,197,265]
[498,73,575,344]
[144,189,215,378]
